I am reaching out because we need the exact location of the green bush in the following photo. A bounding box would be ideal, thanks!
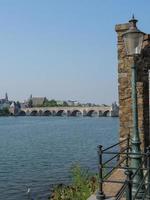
[0,107,10,116]
[49,165,98,200]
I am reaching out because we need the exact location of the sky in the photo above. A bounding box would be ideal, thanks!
[0,0,150,104]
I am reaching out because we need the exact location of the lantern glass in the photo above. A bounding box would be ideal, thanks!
[123,32,144,55]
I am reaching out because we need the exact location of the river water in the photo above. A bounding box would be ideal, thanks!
[0,117,119,200]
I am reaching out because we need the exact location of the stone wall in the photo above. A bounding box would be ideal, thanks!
[115,23,150,151]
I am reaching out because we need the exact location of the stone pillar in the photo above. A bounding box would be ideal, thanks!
[115,23,150,151]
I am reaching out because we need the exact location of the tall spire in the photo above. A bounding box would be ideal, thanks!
[29,94,32,100]
[5,92,8,101]
[132,14,135,19]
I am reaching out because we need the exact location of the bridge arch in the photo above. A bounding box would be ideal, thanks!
[56,110,66,116]
[103,110,110,117]
[71,110,82,116]
[18,110,26,116]
[43,110,51,116]
[87,110,98,117]
[30,110,38,116]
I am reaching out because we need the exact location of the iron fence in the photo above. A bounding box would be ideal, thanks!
[96,135,150,200]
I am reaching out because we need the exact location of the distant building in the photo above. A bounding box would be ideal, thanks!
[9,101,21,115]
[30,97,47,107]
[110,102,119,117]
[67,100,80,106]
[0,93,10,110]
[9,102,17,115]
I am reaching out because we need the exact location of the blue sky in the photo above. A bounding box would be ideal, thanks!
[0,0,149,104]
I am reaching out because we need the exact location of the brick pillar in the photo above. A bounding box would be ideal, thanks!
[115,23,150,151]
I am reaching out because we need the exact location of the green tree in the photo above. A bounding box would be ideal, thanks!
[43,99,58,107]
[0,107,10,116]
[63,101,68,107]
[28,99,33,108]
[49,99,57,106]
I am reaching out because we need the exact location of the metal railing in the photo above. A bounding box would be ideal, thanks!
[96,135,150,200]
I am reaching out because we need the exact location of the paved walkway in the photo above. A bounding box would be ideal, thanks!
[87,169,126,200]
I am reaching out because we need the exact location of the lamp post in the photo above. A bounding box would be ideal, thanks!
[122,16,145,196]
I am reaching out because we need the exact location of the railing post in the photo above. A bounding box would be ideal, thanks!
[146,146,150,200]
[125,135,132,200]
[126,134,130,168]
[96,145,105,200]
[125,169,133,200]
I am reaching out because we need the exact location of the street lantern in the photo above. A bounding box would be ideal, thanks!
[122,16,145,197]
[122,15,144,55]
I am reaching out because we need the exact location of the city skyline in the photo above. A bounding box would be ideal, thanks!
[0,92,113,105]
[0,1,150,104]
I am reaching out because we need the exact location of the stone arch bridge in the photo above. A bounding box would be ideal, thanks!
[19,105,118,117]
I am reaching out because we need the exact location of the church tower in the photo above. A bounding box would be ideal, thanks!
[5,92,8,101]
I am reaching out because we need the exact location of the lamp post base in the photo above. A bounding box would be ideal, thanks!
[130,140,145,199]
[96,191,105,200]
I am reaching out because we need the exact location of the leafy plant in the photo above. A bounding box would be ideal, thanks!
[49,165,98,200]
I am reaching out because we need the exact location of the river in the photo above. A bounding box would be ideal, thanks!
[0,116,119,200]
